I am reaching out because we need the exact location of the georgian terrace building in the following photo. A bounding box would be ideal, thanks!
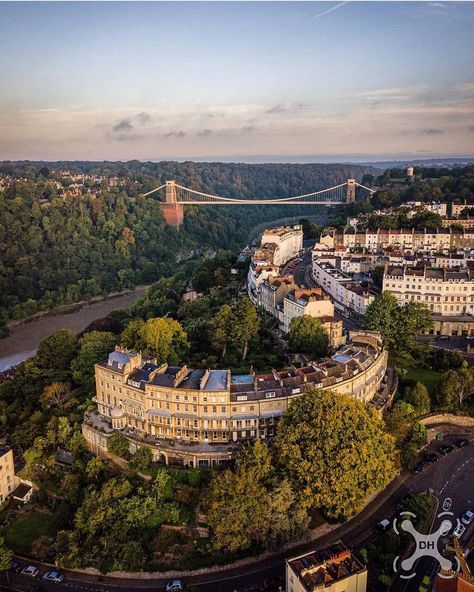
[330,228,474,254]
[383,264,474,336]
[248,224,303,303]
[83,331,388,468]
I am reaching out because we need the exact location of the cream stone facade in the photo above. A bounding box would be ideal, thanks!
[260,224,303,266]
[281,288,335,333]
[84,332,388,467]
[312,260,375,318]
[248,225,303,302]
[331,228,474,253]
[383,264,474,316]
[0,446,20,503]
[258,275,296,315]
[287,542,367,592]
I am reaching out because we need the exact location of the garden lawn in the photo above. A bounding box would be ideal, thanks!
[5,509,58,555]
[406,367,442,396]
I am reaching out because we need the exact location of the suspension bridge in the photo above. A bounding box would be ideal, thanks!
[143,179,375,226]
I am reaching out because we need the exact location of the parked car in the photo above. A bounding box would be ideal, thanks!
[42,571,64,583]
[377,519,391,532]
[461,509,474,525]
[21,565,39,578]
[166,581,184,592]
[260,575,282,591]
[439,445,454,455]
[419,575,431,592]
[454,523,466,538]
[423,452,438,465]
[412,462,424,474]
[456,439,469,448]
[10,561,22,573]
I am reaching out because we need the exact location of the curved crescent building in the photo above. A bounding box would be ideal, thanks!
[83,331,388,468]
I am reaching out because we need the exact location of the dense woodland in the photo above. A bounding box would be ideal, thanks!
[0,161,372,324]
[330,164,474,229]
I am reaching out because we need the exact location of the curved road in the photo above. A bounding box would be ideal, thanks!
[2,427,473,592]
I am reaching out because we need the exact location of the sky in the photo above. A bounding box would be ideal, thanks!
[0,1,473,162]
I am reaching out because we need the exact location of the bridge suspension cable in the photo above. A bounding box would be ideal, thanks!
[142,179,375,204]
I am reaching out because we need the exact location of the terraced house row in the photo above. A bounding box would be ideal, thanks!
[83,331,388,468]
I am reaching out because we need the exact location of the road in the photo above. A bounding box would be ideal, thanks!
[391,428,474,592]
[2,428,473,592]
[286,252,361,332]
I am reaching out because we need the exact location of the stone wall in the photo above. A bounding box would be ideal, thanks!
[421,413,474,428]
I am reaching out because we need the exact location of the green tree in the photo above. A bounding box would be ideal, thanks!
[140,317,189,364]
[384,401,416,447]
[129,446,153,473]
[396,301,433,349]
[275,389,397,519]
[437,367,474,407]
[120,318,145,350]
[289,315,329,356]
[206,440,308,552]
[71,331,116,391]
[40,381,72,409]
[210,304,233,359]
[364,293,432,350]
[107,432,130,458]
[0,536,13,583]
[404,382,431,415]
[230,297,260,360]
[363,292,400,347]
[36,329,78,377]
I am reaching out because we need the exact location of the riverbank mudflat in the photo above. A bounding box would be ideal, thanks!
[0,286,148,372]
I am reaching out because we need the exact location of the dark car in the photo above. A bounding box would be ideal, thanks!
[456,439,469,448]
[412,462,425,474]
[423,453,438,465]
[439,445,454,455]
[11,561,22,573]
[260,576,282,592]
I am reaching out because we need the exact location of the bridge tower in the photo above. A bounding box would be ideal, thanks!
[347,179,356,203]
[160,180,184,227]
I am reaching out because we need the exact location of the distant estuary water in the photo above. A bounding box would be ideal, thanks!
[0,287,147,372]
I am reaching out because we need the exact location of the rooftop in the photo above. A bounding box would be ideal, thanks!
[288,542,366,592]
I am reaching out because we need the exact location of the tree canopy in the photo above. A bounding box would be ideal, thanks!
[275,389,397,519]
[206,440,308,552]
[363,293,432,350]
[289,315,329,357]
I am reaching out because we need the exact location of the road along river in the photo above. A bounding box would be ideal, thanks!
[0,286,148,372]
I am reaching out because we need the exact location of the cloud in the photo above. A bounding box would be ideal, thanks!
[115,133,139,142]
[135,112,151,125]
[312,1,347,20]
[112,119,133,133]
[265,103,306,115]
[266,104,286,114]
[242,126,256,133]
[419,128,445,135]
[165,131,186,138]
[198,129,213,137]
[469,125,474,132]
